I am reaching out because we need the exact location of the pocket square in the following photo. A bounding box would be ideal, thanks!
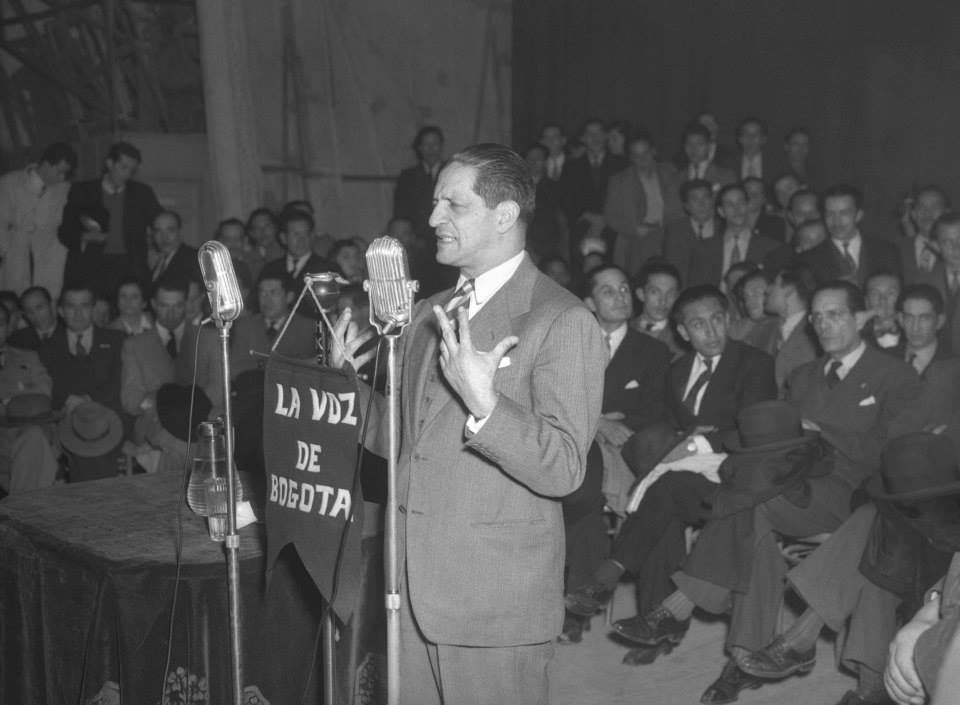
[498,356,511,369]
[858,396,876,407]
[624,379,640,390]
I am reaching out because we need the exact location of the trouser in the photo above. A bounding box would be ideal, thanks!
[674,475,851,652]
[563,441,607,589]
[789,503,899,675]
[398,564,552,705]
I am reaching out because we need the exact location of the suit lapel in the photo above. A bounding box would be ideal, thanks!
[699,342,738,417]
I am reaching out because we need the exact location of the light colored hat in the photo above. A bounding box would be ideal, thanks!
[59,401,123,457]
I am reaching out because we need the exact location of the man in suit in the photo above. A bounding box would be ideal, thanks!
[258,209,338,308]
[680,123,736,188]
[785,188,821,246]
[663,179,720,285]
[763,263,821,391]
[794,218,829,254]
[58,141,162,295]
[604,133,683,274]
[630,260,684,357]
[743,176,787,242]
[898,186,949,286]
[863,271,905,355]
[229,274,316,378]
[778,127,822,190]
[0,303,59,494]
[800,184,902,287]
[523,143,568,263]
[688,184,788,287]
[563,118,628,265]
[915,213,960,355]
[566,285,777,632]
[9,286,60,350]
[630,281,923,703]
[733,117,771,181]
[393,125,454,296]
[560,264,672,643]
[148,210,201,285]
[333,144,606,704]
[38,283,125,413]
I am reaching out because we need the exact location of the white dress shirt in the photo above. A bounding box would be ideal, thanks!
[824,341,867,381]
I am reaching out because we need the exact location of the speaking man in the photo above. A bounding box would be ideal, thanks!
[334,143,606,704]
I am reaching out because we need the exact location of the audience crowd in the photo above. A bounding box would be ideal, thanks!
[2,113,960,705]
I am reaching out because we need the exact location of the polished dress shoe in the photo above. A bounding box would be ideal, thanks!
[700,659,763,705]
[621,641,676,666]
[738,635,816,679]
[835,689,894,705]
[565,581,615,617]
[557,610,588,644]
[611,607,690,646]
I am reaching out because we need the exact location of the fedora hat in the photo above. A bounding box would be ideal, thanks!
[0,393,61,428]
[156,383,212,443]
[59,402,123,458]
[723,400,817,454]
[621,421,685,480]
[868,432,960,503]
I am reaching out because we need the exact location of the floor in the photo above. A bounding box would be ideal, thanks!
[549,585,857,705]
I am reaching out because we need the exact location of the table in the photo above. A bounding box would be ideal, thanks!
[0,473,385,704]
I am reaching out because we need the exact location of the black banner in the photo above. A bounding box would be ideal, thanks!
[263,354,363,621]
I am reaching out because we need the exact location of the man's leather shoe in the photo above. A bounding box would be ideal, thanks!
[737,635,816,679]
[557,611,588,644]
[565,581,614,617]
[700,659,763,705]
[835,689,894,705]
[621,641,676,666]
[611,607,690,646]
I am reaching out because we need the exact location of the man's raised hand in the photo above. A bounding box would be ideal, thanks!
[329,307,377,371]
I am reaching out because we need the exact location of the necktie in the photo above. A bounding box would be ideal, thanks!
[153,254,169,280]
[730,235,743,265]
[907,352,921,374]
[683,357,714,414]
[696,222,705,240]
[287,257,297,275]
[644,321,655,332]
[74,335,88,357]
[919,238,936,272]
[949,271,960,295]
[444,279,476,320]
[603,333,612,358]
[266,322,279,342]
[842,243,857,275]
[825,360,842,389]
[166,332,177,359]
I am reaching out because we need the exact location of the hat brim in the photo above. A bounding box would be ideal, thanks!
[58,414,124,458]
[723,429,819,454]
[0,409,62,428]
[866,475,960,503]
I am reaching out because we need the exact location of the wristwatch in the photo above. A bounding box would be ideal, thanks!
[686,439,698,454]
[926,589,942,604]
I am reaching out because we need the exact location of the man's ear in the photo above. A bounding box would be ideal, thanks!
[677,323,691,343]
[495,200,520,233]
[936,313,947,332]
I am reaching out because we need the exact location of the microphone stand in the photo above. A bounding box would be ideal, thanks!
[216,317,244,705]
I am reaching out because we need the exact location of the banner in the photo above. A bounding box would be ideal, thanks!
[263,354,363,621]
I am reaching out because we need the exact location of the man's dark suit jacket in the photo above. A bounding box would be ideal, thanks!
[604,328,672,432]
[754,213,787,243]
[662,217,722,286]
[799,236,902,287]
[59,178,162,285]
[8,321,62,352]
[918,346,960,459]
[687,230,789,287]
[897,236,939,286]
[153,243,201,285]
[258,253,338,305]
[906,262,960,356]
[562,152,628,223]
[667,338,777,450]
[393,163,439,240]
[38,326,125,412]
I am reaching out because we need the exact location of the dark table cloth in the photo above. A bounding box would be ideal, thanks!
[0,473,385,705]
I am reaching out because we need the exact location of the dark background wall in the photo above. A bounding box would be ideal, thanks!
[513,0,960,236]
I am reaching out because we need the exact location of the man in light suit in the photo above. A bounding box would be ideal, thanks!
[604,133,683,274]
[334,144,606,704]
[763,263,821,391]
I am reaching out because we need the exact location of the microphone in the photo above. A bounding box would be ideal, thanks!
[364,236,418,334]
[198,241,244,326]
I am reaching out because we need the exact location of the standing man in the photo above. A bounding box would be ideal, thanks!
[336,143,606,704]
[0,142,76,297]
[58,141,162,297]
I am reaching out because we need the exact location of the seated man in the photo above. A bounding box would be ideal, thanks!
[743,176,787,242]
[258,209,337,303]
[565,285,776,634]
[785,189,821,246]
[560,265,672,643]
[0,303,58,494]
[148,210,201,285]
[898,185,949,285]
[793,218,829,254]
[9,286,60,350]
[38,283,125,414]
[863,271,905,355]
[762,263,820,391]
[623,281,923,704]
[662,178,719,285]
[629,260,683,357]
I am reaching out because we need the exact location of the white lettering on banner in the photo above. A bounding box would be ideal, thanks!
[294,441,323,472]
[268,474,353,519]
[274,384,301,419]
[277,384,358,426]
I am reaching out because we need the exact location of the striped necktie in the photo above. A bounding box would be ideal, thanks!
[445,279,475,318]
[683,357,714,414]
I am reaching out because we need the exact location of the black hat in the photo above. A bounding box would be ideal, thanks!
[156,383,212,443]
[868,432,960,503]
[621,421,685,479]
[723,401,817,454]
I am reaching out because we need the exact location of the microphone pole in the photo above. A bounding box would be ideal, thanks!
[363,237,418,705]
[198,242,245,705]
